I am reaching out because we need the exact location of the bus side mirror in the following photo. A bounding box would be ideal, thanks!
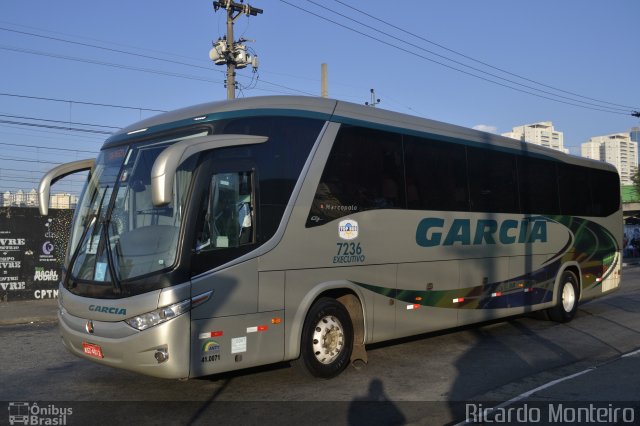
[39,159,95,216]
[151,134,267,207]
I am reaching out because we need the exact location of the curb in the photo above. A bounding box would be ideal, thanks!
[0,299,59,325]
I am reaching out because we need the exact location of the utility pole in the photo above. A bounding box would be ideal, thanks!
[365,89,380,107]
[321,63,328,98]
[210,0,263,99]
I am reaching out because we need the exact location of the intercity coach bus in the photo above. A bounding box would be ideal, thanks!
[39,96,621,379]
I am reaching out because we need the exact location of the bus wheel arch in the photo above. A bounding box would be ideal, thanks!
[293,288,366,378]
[548,265,581,323]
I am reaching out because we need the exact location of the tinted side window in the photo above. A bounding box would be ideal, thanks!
[404,136,469,211]
[558,164,592,216]
[590,169,620,217]
[217,116,323,206]
[467,147,519,213]
[217,116,324,240]
[518,156,559,214]
[308,126,404,226]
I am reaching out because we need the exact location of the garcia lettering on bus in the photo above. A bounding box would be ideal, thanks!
[416,218,548,247]
[88,305,127,315]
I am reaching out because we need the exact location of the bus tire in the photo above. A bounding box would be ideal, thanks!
[296,297,353,379]
[547,270,579,323]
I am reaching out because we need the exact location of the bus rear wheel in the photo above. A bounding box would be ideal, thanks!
[547,270,579,323]
[297,297,353,379]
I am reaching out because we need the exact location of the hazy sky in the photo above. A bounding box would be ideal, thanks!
[1,1,639,194]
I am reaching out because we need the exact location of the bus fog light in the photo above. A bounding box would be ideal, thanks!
[155,348,169,363]
[125,299,191,331]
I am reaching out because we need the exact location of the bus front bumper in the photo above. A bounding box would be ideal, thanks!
[58,305,191,379]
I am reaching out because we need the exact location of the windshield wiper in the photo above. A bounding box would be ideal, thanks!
[64,215,97,288]
[65,185,121,294]
[101,217,121,294]
[65,186,107,288]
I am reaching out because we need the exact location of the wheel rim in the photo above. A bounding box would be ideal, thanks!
[562,281,576,313]
[311,315,345,365]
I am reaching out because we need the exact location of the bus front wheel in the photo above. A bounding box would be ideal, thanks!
[547,270,579,323]
[297,297,354,379]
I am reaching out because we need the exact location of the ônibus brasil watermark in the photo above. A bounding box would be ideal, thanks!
[7,402,72,425]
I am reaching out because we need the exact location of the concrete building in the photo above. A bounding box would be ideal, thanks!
[631,127,640,144]
[14,190,24,207]
[49,193,76,210]
[502,121,568,153]
[581,133,638,185]
[0,190,78,209]
[26,188,38,207]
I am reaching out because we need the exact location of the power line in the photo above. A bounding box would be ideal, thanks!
[0,26,219,73]
[0,92,166,113]
[302,0,633,114]
[0,125,106,142]
[1,176,85,182]
[0,44,226,84]
[0,174,86,183]
[279,1,632,116]
[331,0,639,111]
[0,119,113,135]
[1,22,321,97]
[0,156,65,165]
[0,168,53,174]
[0,20,208,65]
[0,141,97,154]
[0,20,370,99]
[1,45,316,97]
[0,113,121,130]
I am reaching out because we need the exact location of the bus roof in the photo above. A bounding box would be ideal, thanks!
[103,95,618,173]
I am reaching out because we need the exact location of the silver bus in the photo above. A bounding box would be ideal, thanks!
[39,96,622,379]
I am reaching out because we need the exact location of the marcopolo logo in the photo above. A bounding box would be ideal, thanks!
[416,217,548,247]
[7,402,73,425]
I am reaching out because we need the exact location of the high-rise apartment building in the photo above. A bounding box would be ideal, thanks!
[581,133,638,185]
[502,121,568,153]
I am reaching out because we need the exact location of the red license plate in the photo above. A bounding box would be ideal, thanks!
[82,342,104,358]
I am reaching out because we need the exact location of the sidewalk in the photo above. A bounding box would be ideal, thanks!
[0,298,58,325]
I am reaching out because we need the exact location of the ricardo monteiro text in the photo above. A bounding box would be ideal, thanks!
[466,403,636,424]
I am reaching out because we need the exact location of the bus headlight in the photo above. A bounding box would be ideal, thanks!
[125,299,191,331]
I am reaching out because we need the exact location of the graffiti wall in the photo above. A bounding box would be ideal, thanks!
[0,207,74,301]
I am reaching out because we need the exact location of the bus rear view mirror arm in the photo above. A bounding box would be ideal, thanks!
[38,158,95,216]
[150,134,268,206]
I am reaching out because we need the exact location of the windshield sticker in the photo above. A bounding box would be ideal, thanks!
[338,219,359,240]
[201,340,221,363]
[94,262,107,281]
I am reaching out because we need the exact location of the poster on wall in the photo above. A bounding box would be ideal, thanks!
[0,207,74,301]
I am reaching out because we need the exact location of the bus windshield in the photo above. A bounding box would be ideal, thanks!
[69,133,203,283]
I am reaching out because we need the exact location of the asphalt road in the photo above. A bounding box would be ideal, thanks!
[1,267,640,425]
